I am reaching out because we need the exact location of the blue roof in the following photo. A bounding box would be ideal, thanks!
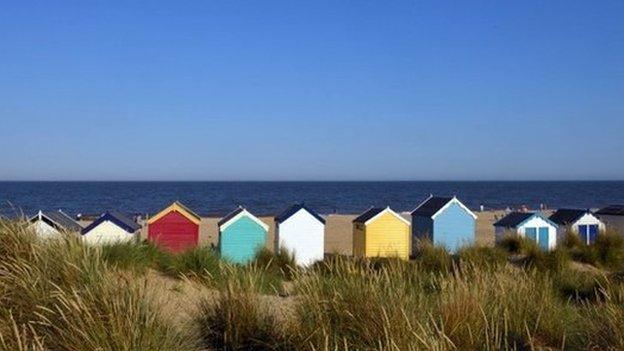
[81,211,141,235]
[493,211,558,228]
[275,203,325,224]
[217,206,245,227]
[411,196,453,217]
[353,207,385,224]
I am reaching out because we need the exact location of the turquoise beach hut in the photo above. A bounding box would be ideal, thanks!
[411,195,477,253]
[218,206,269,264]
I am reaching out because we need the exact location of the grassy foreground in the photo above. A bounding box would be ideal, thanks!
[1,219,624,350]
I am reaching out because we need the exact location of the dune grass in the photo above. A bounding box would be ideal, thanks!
[0,219,196,350]
[195,267,293,350]
[100,240,163,272]
[3,218,624,350]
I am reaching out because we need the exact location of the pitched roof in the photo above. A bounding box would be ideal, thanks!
[81,211,141,235]
[493,212,534,228]
[275,204,325,224]
[352,207,385,224]
[595,205,624,216]
[30,210,82,232]
[549,209,590,225]
[411,196,453,217]
[218,206,269,231]
[217,206,245,227]
[148,201,201,225]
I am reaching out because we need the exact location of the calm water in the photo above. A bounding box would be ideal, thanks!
[0,181,623,217]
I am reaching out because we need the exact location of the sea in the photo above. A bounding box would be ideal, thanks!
[0,181,622,217]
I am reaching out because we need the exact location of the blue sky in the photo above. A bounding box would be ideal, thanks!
[0,1,622,181]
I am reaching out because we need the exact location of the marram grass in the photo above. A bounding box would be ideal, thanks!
[0,219,196,351]
[2,218,624,350]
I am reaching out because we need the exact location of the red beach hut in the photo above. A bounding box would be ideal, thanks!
[148,201,201,252]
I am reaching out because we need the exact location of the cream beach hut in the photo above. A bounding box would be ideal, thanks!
[549,209,605,244]
[28,210,82,238]
[81,211,141,245]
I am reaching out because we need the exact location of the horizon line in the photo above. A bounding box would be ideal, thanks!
[1,179,624,183]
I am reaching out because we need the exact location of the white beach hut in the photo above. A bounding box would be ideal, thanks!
[549,209,605,244]
[81,211,141,245]
[28,210,82,238]
[274,204,325,267]
[493,212,558,250]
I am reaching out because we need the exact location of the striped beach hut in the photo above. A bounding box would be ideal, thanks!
[411,195,477,252]
[493,212,558,250]
[148,201,201,252]
[549,209,605,244]
[218,206,269,264]
[81,211,141,245]
[352,207,410,260]
[29,210,82,238]
[275,203,325,267]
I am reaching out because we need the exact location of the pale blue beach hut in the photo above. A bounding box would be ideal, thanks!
[411,195,477,252]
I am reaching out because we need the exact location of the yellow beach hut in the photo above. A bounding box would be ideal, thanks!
[352,207,410,260]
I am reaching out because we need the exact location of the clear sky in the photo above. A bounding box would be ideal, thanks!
[0,1,622,181]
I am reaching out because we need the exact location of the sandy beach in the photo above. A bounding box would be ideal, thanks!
[132,209,516,255]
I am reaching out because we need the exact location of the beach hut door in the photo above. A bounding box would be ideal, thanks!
[588,225,598,244]
[525,227,537,243]
[538,228,549,250]
[578,225,589,244]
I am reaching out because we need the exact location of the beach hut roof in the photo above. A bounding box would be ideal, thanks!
[493,212,533,227]
[595,205,624,216]
[275,203,325,224]
[29,210,82,232]
[353,207,410,226]
[411,195,477,219]
[549,209,592,225]
[81,211,141,235]
[218,206,269,231]
[494,211,557,228]
[148,201,201,225]
[353,207,384,223]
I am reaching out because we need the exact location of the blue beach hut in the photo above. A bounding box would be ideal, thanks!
[493,212,558,250]
[218,206,269,264]
[411,195,477,252]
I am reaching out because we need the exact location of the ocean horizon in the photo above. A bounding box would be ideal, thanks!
[1,181,623,217]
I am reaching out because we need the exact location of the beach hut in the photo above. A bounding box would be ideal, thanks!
[275,203,325,267]
[352,207,410,260]
[493,212,558,250]
[549,209,605,244]
[218,206,269,264]
[595,205,624,236]
[147,201,201,252]
[28,210,82,238]
[410,195,477,252]
[81,211,141,245]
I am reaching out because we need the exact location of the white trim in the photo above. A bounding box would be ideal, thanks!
[219,208,269,232]
[410,194,433,214]
[571,212,603,227]
[364,207,410,226]
[431,196,477,220]
[30,210,65,229]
